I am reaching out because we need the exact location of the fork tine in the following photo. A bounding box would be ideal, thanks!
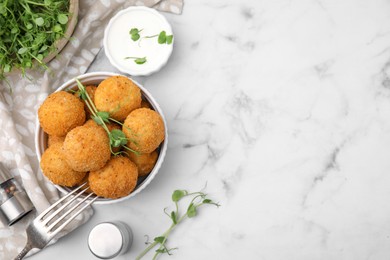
[36,183,87,220]
[46,192,95,233]
[50,195,99,237]
[41,186,90,226]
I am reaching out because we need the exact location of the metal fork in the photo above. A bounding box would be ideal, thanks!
[14,183,98,260]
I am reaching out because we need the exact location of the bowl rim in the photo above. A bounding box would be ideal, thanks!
[103,6,174,76]
[34,71,168,204]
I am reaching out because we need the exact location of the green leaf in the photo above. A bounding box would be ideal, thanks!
[39,45,48,52]
[134,57,147,64]
[26,23,33,30]
[132,33,140,41]
[92,115,103,125]
[3,64,11,73]
[154,236,165,244]
[35,17,44,26]
[129,28,141,41]
[11,27,18,34]
[53,24,62,32]
[203,199,212,204]
[57,14,68,25]
[171,211,177,224]
[110,129,126,139]
[156,249,166,253]
[158,31,167,44]
[172,190,187,202]
[130,28,139,35]
[166,35,173,44]
[110,129,127,147]
[96,111,110,123]
[79,91,87,100]
[18,47,27,54]
[187,203,197,218]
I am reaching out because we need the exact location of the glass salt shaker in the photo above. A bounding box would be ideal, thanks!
[0,163,34,226]
[88,221,133,259]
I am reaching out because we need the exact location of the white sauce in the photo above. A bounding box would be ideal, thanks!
[104,7,173,75]
[88,223,123,258]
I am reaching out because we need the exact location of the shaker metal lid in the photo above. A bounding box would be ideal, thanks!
[0,191,33,226]
[88,222,123,259]
[88,222,133,259]
[0,163,12,183]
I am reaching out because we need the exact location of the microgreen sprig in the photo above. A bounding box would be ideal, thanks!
[129,28,142,41]
[124,56,147,65]
[75,79,139,156]
[129,28,174,45]
[0,0,70,82]
[135,188,220,260]
[125,28,173,65]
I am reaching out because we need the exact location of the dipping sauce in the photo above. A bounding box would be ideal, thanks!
[104,7,174,76]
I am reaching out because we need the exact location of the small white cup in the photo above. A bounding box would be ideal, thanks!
[104,6,174,76]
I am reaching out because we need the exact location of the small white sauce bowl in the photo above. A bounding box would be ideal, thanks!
[35,72,168,205]
[104,6,174,76]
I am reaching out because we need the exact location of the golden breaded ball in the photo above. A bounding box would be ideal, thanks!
[62,125,111,172]
[76,174,93,194]
[83,119,97,128]
[47,135,65,147]
[74,85,97,119]
[94,76,141,121]
[84,119,121,132]
[89,156,138,199]
[123,108,165,153]
[38,91,86,136]
[128,150,158,177]
[40,143,86,187]
[83,119,122,153]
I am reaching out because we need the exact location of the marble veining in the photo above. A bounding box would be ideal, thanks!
[30,0,390,259]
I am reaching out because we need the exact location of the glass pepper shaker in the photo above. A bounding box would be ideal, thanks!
[0,163,34,226]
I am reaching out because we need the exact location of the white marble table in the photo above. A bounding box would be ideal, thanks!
[31,0,390,259]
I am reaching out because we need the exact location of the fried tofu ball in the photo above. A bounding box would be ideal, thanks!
[76,174,93,194]
[127,150,158,177]
[123,108,165,153]
[89,156,138,199]
[62,125,111,172]
[38,91,86,136]
[94,76,141,121]
[83,119,122,153]
[40,143,86,187]
[47,135,65,147]
[74,85,97,119]
[83,119,97,128]
[84,119,120,131]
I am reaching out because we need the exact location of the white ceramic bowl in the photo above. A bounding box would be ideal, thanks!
[103,6,174,76]
[35,72,168,204]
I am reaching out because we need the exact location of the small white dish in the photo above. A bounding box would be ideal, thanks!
[104,7,174,76]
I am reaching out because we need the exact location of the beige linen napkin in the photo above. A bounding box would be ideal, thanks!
[0,0,183,259]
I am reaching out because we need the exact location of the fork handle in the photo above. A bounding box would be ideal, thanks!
[14,243,33,260]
